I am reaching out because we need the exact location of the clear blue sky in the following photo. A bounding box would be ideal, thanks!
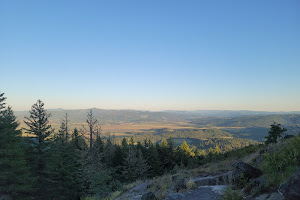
[1,0,299,111]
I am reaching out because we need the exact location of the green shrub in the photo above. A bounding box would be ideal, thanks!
[185,178,196,190]
[222,188,243,200]
[260,136,300,186]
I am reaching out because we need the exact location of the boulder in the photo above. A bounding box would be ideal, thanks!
[279,167,300,200]
[244,176,266,194]
[141,192,158,200]
[253,192,284,200]
[233,161,262,182]
[267,192,285,200]
[254,193,269,200]
[165,193,185,200]
[193,176,217,186]
[173,179,187,192]
[0,194,12,200]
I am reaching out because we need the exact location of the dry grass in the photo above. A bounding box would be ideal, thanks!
[150,174,174,200]
[185,178,196,190]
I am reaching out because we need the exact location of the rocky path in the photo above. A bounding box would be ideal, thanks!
[166,185,228,200]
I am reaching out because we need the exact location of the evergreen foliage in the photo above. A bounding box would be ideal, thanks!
[265,122,287,144]
[23,99,54,199]
[0,96,34,199]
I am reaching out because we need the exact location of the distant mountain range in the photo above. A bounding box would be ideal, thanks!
[164,110,300,118]
[15,108,300,127]
[15,108,300,142]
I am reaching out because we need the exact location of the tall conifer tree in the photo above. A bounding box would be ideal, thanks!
[23,99,54,199]
[0,94,33,199]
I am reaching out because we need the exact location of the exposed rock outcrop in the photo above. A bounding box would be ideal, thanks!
[115,181,151,200]
[166,185,228,200]
[279,167,300,200]
[232,161,262,181]
[173,179,187,192]
[141,192,158,200]
[254,192,285,200]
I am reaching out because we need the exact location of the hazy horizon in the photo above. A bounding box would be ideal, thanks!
[1,1,299,112]
[12,105,300,113]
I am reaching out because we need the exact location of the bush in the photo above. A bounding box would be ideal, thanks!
[185,178,196,190]
[222,188,243,200]
[260,136,300,186]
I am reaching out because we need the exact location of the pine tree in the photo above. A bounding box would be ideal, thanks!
[58,113,70,143]
[121,137,128,150]
[122,146,137,182]
[129,136,134,146]
[46,133,80,200]
[112,145,124,167]
[24,99,53,146]
[265,122,287,144]
[23,99,54,199]
[0,105,34,199]
[70,128,87,198]
[147,144,163,177]
[135,149,150,178]
[104,137,115,167]
[164,137,175,170]
[0,92,6,111]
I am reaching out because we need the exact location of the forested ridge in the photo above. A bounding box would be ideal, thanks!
[0,93,293,200]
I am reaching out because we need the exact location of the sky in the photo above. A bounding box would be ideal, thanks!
[1,0,300,111]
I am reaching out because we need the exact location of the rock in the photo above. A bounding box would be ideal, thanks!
[165,193,185,200]
[0,194,12,200]
[116,181,151,200]
[253,192,284,200]
[174,179,187,192]
[193,176,217,186]
[167,185,228,200]
[244,176,266,194]
[279,167,300,200]
[255,156,263,164]
[254,193,268,200]
[251,176,266,189]
[141,192,158,200]
[193,171,234,187]
[267,192,284,200]
[217,171,234,185]
[233,161,262,182]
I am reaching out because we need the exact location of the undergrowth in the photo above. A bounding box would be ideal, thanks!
[222,188,243,200]
[260,136,300,187]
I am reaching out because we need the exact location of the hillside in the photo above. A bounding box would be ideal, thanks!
[111,136,300,200]
[188,114,299,128]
